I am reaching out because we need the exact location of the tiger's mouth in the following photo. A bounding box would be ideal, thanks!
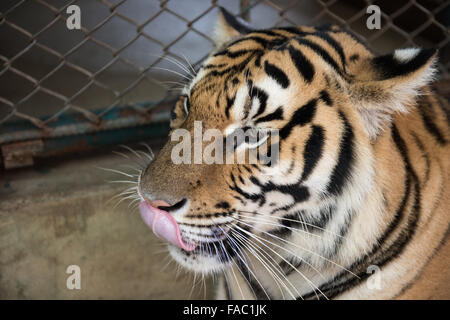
[138,201,196,251]
[138,199,244,272]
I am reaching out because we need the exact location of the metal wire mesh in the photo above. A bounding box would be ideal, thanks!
[0,0,448,149]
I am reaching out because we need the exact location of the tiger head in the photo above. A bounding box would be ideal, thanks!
[137,8,437,274]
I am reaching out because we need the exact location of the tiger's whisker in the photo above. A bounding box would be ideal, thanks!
[151,53,193,77]
[236,214,322,240]
[112,150,130,159]
[139,142,155,159]
[231,228,298,300]
[106,188,138,205]
[204,215,262,299]
[237,210,347,239]
[233,223,325,300]
[181,53,197,76]
[119,145,144,160]
[236,217,351,276]
[107,180,138,184]
[232,230,301,299]
[216,230,259,299]
[96,166,135,178]
[151,67,192,81]
[235,216,357,278]
[113,194,139,210]
[128,198,141,209]
[230,228,291,299]
[217,238,245,299]
[119,164,143,173]
[233,218,328,283]
[135,150,154,163]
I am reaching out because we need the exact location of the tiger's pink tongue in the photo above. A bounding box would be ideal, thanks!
[139,201,195,251]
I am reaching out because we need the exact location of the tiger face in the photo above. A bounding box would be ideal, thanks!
[136,7,438,282]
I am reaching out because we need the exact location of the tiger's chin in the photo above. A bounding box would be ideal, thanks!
[168,244,233,274]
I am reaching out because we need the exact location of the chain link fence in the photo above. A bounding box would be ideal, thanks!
[0,0,448,168]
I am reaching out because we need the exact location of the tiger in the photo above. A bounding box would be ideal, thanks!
[135,7,450,299]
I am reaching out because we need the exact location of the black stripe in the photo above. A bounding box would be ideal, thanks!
[206,55,254,78]
[255,106,284,124]
[411,132,430,185]
[254,52,263,67]
[267,212,302,238]
[251,86,269,119]
[203,63,227,69]
[225,94,236,118]
[372,48,436,79]
[249,30,288,38]
[215,91,222,109]
[349,54,359,62]
[325,111,354,196]
[295,38,344,77]
[227,32,287,50]
[229,173,262,202]
[328,27,372,53]
[249,176,310,203]
[303,206,334,234]
[286,146,296,174]
[288,45,315,83]
[391,124,421,207]
[312,31,346,71]
[280,255,303,276]
[433,95,450,124]
[233,195,245,205]
[319,90,332,106]
[327,209,355,259]
[417,102,447,145]
[215,201,230,209]
[280,99,317,140]
[377,170,411,248]
[300,125,325,182]
[315,24,335,32]
[264,60,290,88]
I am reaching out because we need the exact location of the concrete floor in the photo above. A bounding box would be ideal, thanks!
[0,143,213,299]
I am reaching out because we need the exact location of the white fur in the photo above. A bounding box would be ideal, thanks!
[394,48,420,63]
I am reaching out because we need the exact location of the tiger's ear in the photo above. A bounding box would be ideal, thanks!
[214,7,252,47]
[349,48,438,139]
